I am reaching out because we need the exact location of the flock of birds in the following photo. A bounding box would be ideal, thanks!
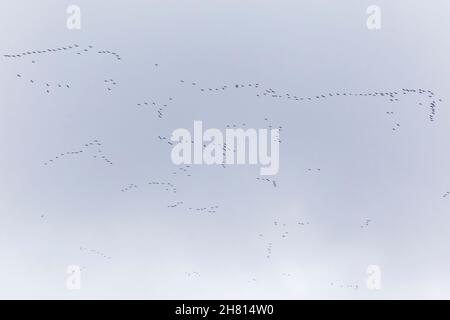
[119,181,178,194]
[164,201,219,214]
[187,205,219,214]
[43,139,113,166]
[16,73,72,94]
[265,242,273,259]
[148,181,177,193]
[257,220,312,259]
[184,271,200,278]
[256,87,441,124]
[360,219,372,229]
[172,165,192,177]
[156,117,282,172]
[179,79,261,94]
[15,74,120,95]
[137,97,174,119]
[103,79,118,92]
[118,179,221,215]
[256,177,277,188]
[9,44,124,96]
[120,183,138,193]
[167,201,184,208]
[4,44,86,59]
[97,50,122,61]
[179,77,442,125]
[9,44,122,96]
[330,282,359,290]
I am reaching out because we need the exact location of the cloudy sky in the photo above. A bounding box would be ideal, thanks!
[1,0,450,299]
